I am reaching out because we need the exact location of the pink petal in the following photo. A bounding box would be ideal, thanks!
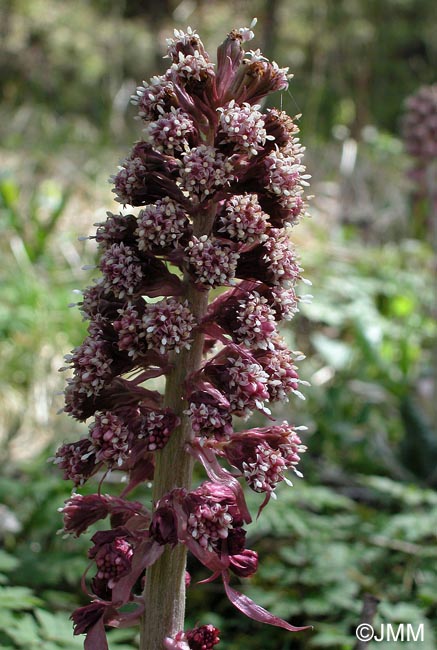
[184,534,228,574]
[189,443,252,524]
[257,491,272,519]
[223,572,312,632]
[105,600,145,629]
[200,321,230,344]
[84,617,109,650]
[112,540,165,604]
[164,634,190,650]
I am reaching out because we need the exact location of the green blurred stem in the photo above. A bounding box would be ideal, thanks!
[140,207,216,650]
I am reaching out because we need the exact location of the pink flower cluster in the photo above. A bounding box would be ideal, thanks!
[403,85,437,164]
[56,23,311,650]
[402,84,437,189]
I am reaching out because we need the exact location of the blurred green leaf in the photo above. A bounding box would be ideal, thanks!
[0,551,20,573]
[0,587,42,610]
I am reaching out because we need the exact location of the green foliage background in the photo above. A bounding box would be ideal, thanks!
[0,1,436,648]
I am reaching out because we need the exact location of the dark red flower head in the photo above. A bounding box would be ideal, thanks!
[89,529,134,591]
[186,624,220,650]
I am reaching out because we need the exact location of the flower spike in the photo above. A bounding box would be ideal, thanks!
[55,21,312,650]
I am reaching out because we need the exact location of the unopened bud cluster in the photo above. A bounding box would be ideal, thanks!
[55,23,312,649]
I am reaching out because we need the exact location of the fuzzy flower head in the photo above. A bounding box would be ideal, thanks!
[151,482,249,553]
[202,346,270,416]
[255,344,304,402]
[137,408,179,451]
[142,298,196,355]
[223,353,270,414]
[144,106,196,155]
[263,229,302,288]
[61,494,111,537]
[220,422,306,494]
[53,439,96,486]
[265,285,300,321]
[94,212,138,251]
[237,229,303,288]
[64,335,114,397]
[263,150,308,219]
[99,243,143,299]
[78,281,122,322]
[202,283,279,351]
[178,146,234,202]
[113,303,144,358]
[111,142,183,207]
[132,74,178,121]
[136,197,189,252]
[185,236,239,288]
[264,108,300,150]
[172,51,215,84]
[61,493,148,537]
[217,193,269,243]
[233,292,278,349]
[186,388,233,440]
[89,411,132,466]
[112,155,148,205]
[217,100,273,156]
[166,27,208,61]
[89,530,134,591]
[186,492,234,551]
